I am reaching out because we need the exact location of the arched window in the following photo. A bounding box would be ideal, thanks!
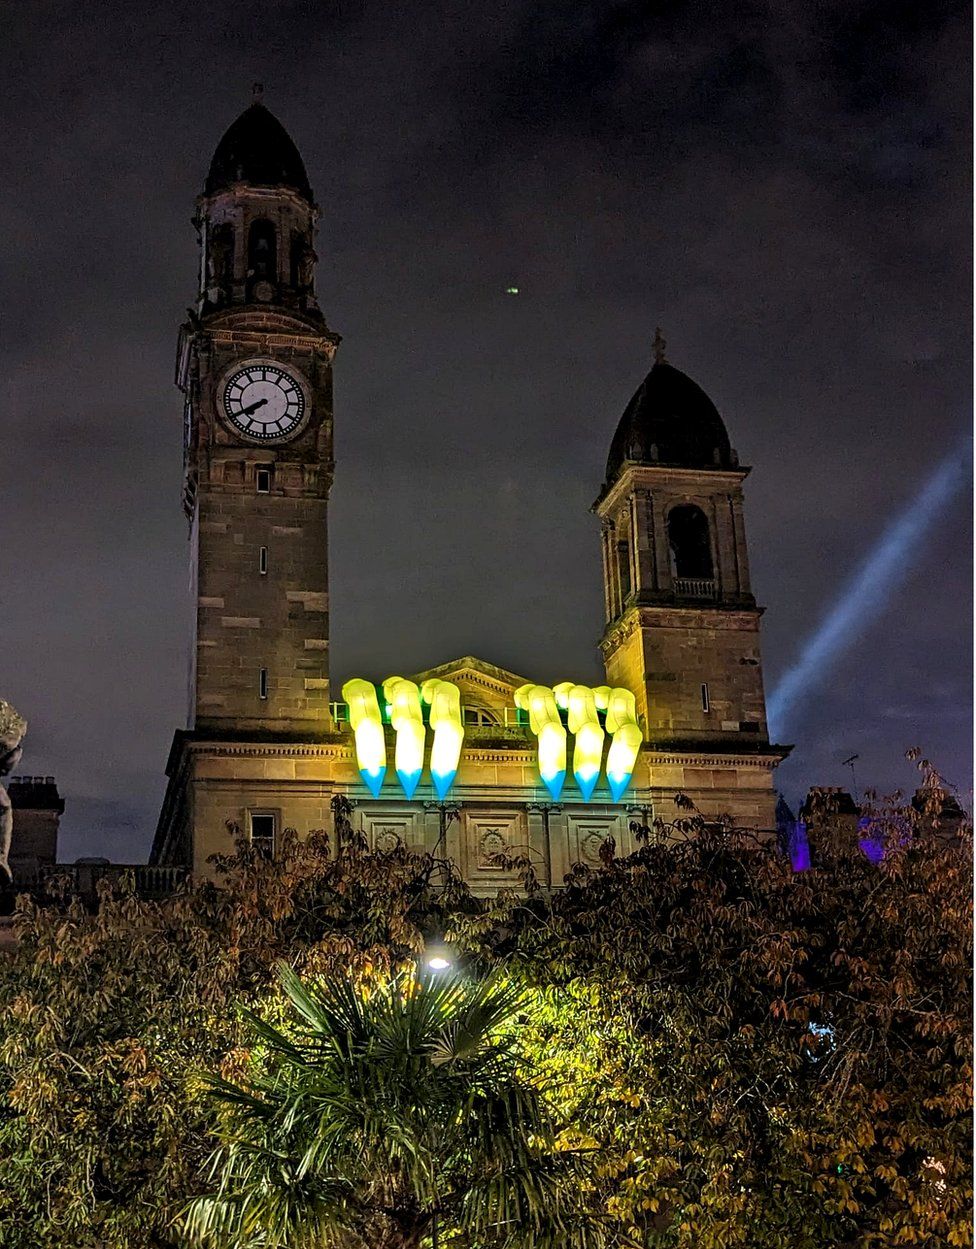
[668,505,713,580]
[248,219,277,280]
[462,704,501,727]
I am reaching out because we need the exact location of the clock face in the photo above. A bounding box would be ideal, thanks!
[222,363,306,440]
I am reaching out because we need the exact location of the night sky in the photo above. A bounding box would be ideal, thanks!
[4,1,971,862]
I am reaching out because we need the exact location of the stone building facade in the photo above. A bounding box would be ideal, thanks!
[152,99,788,885]
[5,777,63,875]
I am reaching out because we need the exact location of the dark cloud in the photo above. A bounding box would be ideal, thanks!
[2,0,970,858]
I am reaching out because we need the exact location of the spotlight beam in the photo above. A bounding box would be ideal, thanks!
[768,436,970,736]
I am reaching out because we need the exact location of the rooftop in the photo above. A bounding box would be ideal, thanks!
[205,99,313,201]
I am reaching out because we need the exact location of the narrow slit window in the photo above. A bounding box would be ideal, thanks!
[259,668,269,699]
[259,545,268,575]
[256,467,271,494]
[701,683,710,713]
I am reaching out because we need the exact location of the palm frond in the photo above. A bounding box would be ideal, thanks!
[191,965,603,1249]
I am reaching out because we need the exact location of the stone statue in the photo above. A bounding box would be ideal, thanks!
[0,700,26,884]
[296,236,317,290]
[204,224,234,306]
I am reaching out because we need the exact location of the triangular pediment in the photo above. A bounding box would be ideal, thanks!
[408,655,530,714]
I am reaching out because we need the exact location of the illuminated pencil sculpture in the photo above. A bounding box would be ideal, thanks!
[516,683,567,801]
[422,678,464,800]
[382,677,426,799]
[595,685,643,802]
[555,682,605,801]
[341,678,387,797]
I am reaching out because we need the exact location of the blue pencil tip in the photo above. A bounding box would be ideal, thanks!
[607,773,631,803]
[431,770,456,800]
[542,770,566,801]
[397,768,422,799]
[361,767,386,798]
[575,771,599,802]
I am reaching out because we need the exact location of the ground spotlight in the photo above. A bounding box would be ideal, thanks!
[424,940,454,972]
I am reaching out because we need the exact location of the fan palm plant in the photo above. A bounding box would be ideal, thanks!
[183,964,610,1249]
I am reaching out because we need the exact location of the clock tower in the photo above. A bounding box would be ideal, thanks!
[153,102,786,876]
[180,90,340,733]
[154,92,341,868]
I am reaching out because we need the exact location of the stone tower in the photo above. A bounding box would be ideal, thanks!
[154,94,340,867]
[180,91,340,732]
[595,343,772,751]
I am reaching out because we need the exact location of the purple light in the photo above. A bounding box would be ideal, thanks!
[857,814,885,864]
[857,812,913,863]
[789,820,811,872]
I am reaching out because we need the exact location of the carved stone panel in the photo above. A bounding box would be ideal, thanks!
[460,809,528,886]
[477,825,509,868]
[565,813,627,869]
[359,808,426,855]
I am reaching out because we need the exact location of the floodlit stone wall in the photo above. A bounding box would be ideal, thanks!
[603,606,769,741]
[154,731,780,883]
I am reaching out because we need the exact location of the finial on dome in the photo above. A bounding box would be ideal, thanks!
[653,326,668,366]
[251,82,264,104]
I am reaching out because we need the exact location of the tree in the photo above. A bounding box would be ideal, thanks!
[460,771,972,1247]
[184,966,608,1249]
[0,803,474,1248]
[0,777,969,1248]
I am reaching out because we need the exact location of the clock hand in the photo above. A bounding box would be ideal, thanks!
[242,398,269,416]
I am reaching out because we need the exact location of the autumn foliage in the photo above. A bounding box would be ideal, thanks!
[0,782,970,1248]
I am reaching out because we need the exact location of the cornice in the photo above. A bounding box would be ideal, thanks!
[601,604,763,652]
[185,739,352,760]
[180,738,538,767]
[408,655,531,693]
[594,462,751,516]
[457,748,534,763]
[644,749,786,769]
[447,671,519,697]
[196,183,319,217]
[187,313,340,351]
[171,733,785,772]
[599,608,643,653]
[208,328,339,357]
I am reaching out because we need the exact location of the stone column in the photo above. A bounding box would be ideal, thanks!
[603,522,620,619]
[443,804,463,865]
[594,522,609,624]
[731,491,753,595]
[653,495,673,592]
[276,214,286,288]
[630,489,656,593]
[233,211,247,300]
[712,495,734,597]
[545,806,570,884]
[525,804,558,888]
[615,507,635,603]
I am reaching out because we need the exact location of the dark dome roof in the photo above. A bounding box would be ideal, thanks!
[605,360,734,482]
[205,102,313,200]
